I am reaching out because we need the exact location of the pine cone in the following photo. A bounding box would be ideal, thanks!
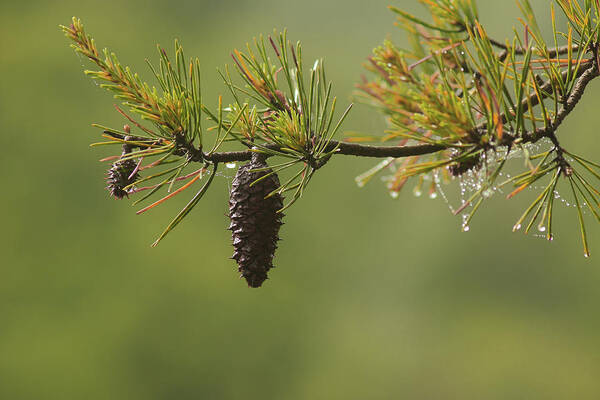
[107,158,139,199]
[448,153,482,177]
[228,154,284,288]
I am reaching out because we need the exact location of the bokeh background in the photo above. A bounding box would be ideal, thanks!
[2,0,600,398]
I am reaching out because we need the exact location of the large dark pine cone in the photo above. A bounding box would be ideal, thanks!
[228,154,284,288]
[106,158,139,199]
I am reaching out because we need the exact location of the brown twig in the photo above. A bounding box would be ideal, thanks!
[203,142,446,163]
[488,38,580,58]
[522,61,600,143]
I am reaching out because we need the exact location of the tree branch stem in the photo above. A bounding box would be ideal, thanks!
[488,38,579,58]
[204,142,446,163]
[523,62,600,143]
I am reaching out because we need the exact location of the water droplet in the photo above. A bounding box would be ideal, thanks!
[538,225,546,232]
[462,225,470,232]
[513,223,522,232]
[225,162,237,169]
[390,191,400,199]
[584,252,590,258]
[413,189,422,198]
[429,192,438,199]
[548,234,554,242]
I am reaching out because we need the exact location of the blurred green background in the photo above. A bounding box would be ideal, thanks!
[2,0,600,398]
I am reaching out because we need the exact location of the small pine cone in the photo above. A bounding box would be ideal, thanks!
[107,158,139,199]
[228,154,284,288]
[448,153,482,177]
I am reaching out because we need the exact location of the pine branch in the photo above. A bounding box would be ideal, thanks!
[207,141,446,163]
[106,130,445,163]
[62,0,600,267]
[522,60,599,144]
[488,37,579,58]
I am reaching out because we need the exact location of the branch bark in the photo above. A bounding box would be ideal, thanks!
[204,142,446,163]
[523,61,600,143]
[488,38,579,58]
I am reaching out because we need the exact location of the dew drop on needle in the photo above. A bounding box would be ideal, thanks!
[513,223,522,232]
